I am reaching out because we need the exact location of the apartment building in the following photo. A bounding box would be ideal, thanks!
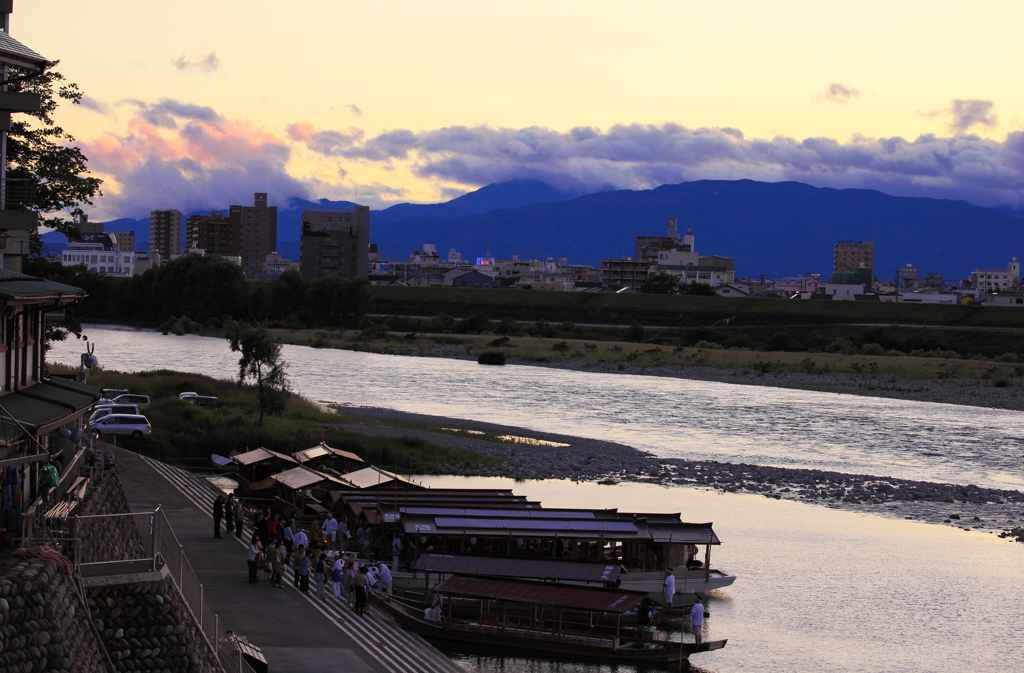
[150,209,183,259]
[833,240,874,284]
[299,205,370,281]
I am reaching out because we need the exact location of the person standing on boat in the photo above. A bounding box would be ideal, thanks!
[663,569,676,607]
[690,597,705,644]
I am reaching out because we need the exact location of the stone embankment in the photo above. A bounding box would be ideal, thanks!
[75,471,147,564]
[0,554,107,673]
[332,404,1024,541]
[86,580,220,673]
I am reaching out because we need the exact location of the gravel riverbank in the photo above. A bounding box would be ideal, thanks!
[329,404,1024,543]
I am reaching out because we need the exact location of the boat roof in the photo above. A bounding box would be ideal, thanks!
[233,448,298,467]
[293,442,364,465]
[400,506,617,519]
[413,554,621,583]
[646,522,721,545]
[272,466,354,490]
[435,575,647,613]
[402,511,641,538]
[340,466,423,489]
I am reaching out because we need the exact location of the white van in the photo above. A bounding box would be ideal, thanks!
[91,414,152,438]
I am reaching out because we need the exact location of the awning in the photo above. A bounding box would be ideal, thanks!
[435,575,647,613]
[233,448,298,467]
[413,554,622,584]
[272,465,353,491]
[646,523,721,545]
[0,379,100,436]
[293,442,364,465]
[340,466,423,489]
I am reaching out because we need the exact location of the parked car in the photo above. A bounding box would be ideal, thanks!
[110,394,150,409]
[87,405,141,427]
[91,414,152,438]
[179,392,198,399]
[101,388,129,399]
[183,395,217,408]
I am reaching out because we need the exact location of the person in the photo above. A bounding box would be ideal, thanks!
[225,494,236,533]
[314,553,328,597]
[232,497,244,538]
[663,569,676,607]
[268,513,280,540]
[366,563,380,590]
[297,548,312,593]
[292,545,306,588]
[391,535,403,571]
[323,514,339,549]
[353,566,370,615]
[270,539,287,588]
[355,525,366,552]
[376,561,393,595]
[247,534,262,584]
[255,512,269,550]
[282,521,294,557]
[343,557,358,607]
[636,599,654,629]
[690,597,705,644]
[213,495,225,538]
[293,526,309,551]
[331,556,345,598]
[424,588,443,622]
[338,519,350,552]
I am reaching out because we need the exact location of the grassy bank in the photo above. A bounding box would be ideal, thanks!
[52,365,492,473]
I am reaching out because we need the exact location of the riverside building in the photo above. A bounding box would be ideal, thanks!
[299,205,370,281]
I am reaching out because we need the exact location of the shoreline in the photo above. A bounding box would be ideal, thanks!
[328,403,1024,543]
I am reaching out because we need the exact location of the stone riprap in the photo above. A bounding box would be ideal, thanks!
[331,404,1024,541]
[74,472,147,564]
[0,557,107,673]
[86,579,220,673]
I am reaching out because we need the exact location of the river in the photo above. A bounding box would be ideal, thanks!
[49,326,1024,673]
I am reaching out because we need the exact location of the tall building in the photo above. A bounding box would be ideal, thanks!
[970,258,1020,293]
[299,206,370,281]
[185,211,241,257]
[833,240,874,284]
[635,217,683,262]
[233,192,278,277]
[150,209,183,260]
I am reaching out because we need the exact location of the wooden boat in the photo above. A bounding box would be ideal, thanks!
[373,574,726,667]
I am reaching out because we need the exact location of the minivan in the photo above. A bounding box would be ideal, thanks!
[111,394,150,409]
[101,388,129,399]
[91,414,152,438]
[183,396,217,408]
[88,405,141,427]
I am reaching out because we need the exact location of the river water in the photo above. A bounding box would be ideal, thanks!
[50,327,1024,672]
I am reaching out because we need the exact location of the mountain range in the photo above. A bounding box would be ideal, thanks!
[42,179,1024,280]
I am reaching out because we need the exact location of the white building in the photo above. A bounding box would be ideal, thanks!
[61,233,134,277]
[970,258,1020,293]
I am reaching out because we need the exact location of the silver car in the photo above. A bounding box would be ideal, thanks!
[91,414,152,438]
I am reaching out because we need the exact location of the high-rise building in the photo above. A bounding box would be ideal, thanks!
[232,192,277,277]
[150,209,183,260]
[185,211,241,257]
[299,206,370,281]
[833,240,874,284]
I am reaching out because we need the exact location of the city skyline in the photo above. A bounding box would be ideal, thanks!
[16,1,1024,219]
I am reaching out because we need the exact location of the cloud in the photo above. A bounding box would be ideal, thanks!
[299,121,1024,207]
[172,52,220,73]
[947,99,997,133]
[348,103,362,117]
[80,105,307,217]
[79,95,114,116]
[817,83,860,104]
[286,122,364,156]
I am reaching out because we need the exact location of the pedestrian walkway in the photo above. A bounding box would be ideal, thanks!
[110,446,465,673]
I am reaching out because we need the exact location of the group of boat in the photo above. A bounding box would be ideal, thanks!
[223,443,734,667]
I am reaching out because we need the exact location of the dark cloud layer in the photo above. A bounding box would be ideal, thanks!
[290,119,1024,207]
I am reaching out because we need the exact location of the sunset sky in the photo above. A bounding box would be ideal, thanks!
[15,0,1024,218]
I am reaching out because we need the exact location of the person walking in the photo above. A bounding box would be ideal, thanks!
[343,557,358,607]
[663,569,676,607]
[323,514,338,550]
[270,539,287,588]
[376,562,393,595]
[297,549,312,593]
[247,534,262,584]
[690,597,705,644]
[255,512,269,550]
[225,494,236,533]
[293,526,308,552]
[331,556,344,598]
[232,496,244,537]
[292,545,306,588]
[314,553,328,597]
[267,513,280,541]
[213,495,225,538]
[282,520,294,557]
[353,566,371,615]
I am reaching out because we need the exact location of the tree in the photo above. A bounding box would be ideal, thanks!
[226,323,289,427]
[6,65,103,244]
[640,272,682,294]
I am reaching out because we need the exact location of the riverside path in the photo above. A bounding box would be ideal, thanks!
[110,446,466,673]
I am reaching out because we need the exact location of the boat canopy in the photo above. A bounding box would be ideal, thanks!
[272,466,354,490]
[646,523,721,545]
[435,575,648,613]
[340,466,425,490]
[292,442,364,465]
[413,553,622,583]
[232,448,298,467]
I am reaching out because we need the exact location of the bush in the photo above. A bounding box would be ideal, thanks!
[477,350,508,365]
[860,343,887,356]
[996,352,1020,363]
[551,341,570,352]
[693,340,724,350]
[623,321,646,343]
[825,337,858,355]
[488,336,511,348]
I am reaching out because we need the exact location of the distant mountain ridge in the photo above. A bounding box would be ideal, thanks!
[41,179,1024,279]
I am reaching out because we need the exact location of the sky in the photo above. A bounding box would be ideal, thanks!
[14,0,1024,219]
